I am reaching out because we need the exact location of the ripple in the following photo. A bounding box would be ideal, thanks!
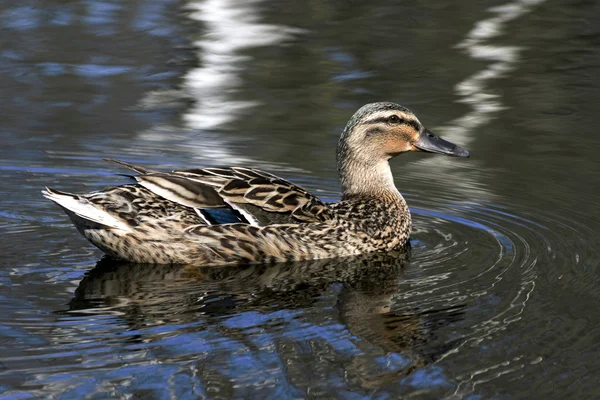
[3,162,599,398]
[396,192,598,398]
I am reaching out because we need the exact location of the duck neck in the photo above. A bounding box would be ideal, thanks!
[337,151,401,201]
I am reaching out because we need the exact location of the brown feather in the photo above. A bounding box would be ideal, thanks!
[44,102,468,266]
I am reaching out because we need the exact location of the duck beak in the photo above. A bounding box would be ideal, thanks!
[413,129,470,158]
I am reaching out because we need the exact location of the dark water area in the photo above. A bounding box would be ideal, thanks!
[1,0,599,398]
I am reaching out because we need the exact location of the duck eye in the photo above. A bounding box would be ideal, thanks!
[389,115,400,123]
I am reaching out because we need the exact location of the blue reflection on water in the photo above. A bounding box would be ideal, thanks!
[2,7,41,31]
[74,64,132,78]
[413,207,515,254]
[36,62,65,76]
[401,366,453,389]
[83,0,122,27]
[133,1,177,37]
[49,8,73,26]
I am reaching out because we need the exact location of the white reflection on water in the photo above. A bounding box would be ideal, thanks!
[451,0,547,138]
[422,0,548,397]
[406,0,546,199]
[136,0,304,166]
[182,0,303,130]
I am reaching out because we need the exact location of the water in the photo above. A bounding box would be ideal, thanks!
[1,0,599,398]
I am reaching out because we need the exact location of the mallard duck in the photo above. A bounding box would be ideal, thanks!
[43,102,469,265]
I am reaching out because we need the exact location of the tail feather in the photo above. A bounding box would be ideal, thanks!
[103,158,156,175]
[42,187,131,231]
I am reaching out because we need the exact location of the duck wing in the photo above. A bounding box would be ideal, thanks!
[42,185,204,233]
[105,159,333,226]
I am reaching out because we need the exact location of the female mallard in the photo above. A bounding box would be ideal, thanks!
[43,102,468,265]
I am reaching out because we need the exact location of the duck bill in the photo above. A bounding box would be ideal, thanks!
[412,129,470,158]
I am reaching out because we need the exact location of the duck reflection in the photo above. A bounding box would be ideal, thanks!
[68,247,464,391]
[70,248,411,316]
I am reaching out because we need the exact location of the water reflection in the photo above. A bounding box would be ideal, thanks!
[406,0,548,206]
[64,248,465,395]
[135,0,308,166]
[1,0,600,397]
[450,0,548,146]
[182,0,304,130]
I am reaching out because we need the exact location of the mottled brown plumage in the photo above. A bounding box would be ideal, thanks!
[43,102,469,265]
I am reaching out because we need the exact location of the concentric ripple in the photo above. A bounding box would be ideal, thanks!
[1,175,599,399]
[396,192,599,398]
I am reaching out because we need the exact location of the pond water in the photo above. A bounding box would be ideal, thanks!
[1,0,599,398]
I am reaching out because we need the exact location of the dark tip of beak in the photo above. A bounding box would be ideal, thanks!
[453,146,470,158]
[413,129,470,158]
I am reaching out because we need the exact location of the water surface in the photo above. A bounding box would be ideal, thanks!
[1,0,599,398]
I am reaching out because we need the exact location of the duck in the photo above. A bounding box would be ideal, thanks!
[42,102,469,266]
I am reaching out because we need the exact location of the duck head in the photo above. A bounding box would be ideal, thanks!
[337,102,469,197]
